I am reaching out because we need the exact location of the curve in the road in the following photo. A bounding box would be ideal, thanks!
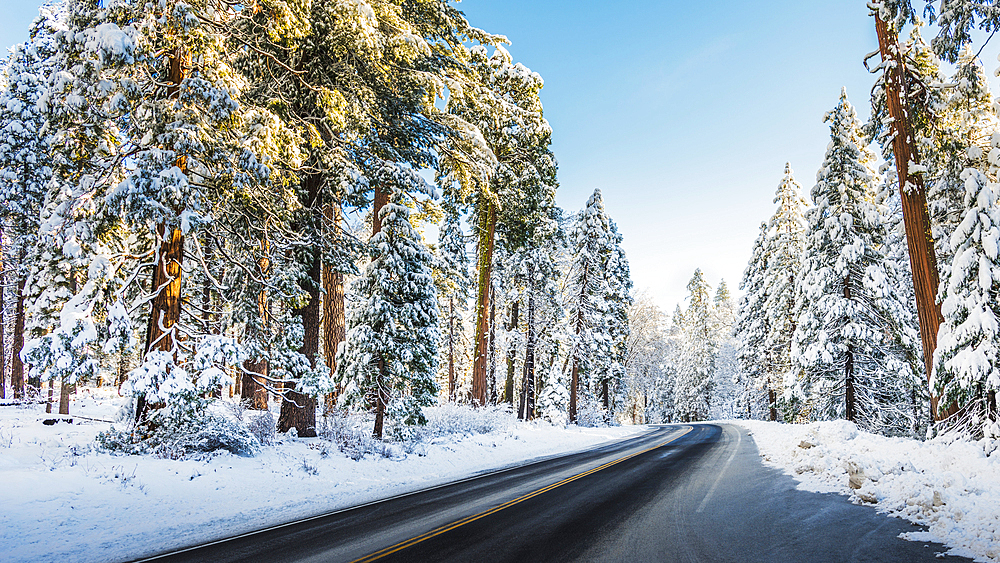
[136,423,971,563]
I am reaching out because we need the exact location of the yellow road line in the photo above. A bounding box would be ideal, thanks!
[350,425,694,563]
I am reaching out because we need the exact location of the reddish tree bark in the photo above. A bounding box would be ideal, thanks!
[874,15,947,420]
[136,224,184,422]
[322,203,345,413]
[136,49,188,423]
[277,174,323,437]
[242,240,271,410]
[59,381,72,416]
[11,277,26,399]
[471,201,497,406]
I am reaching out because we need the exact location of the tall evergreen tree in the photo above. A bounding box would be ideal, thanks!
[792,89,922,435]
[565,189,613,423]
[0,2,64,399]
[673,269,715,422]
[762,164,808,420]
[933,166,1000,431]
[336,192,440,438]
[735,222,771,418]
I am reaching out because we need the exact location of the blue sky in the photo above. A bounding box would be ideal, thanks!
[3,1,988,311]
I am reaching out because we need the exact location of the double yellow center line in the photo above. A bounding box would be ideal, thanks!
[351,425,693,563]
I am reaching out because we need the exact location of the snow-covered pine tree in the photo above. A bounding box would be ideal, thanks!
[735,222,772,418]
[792,89,923,435]
[761,164,808,420]
[933,166,1000,433]
[673,269,716,422]
[600,220,633,422]
[336,191,440,438]
[436,192,472,402]
[512,206,564,420]
[0,3,64,400]
[446,45,557,407]
[924,0,1000,63]
[710,280,743,419]
[565,189,614,423]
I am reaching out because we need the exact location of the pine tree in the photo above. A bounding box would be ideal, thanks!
[735,222,771,418]
[436,193,472,402]
[446,45,557,407]
[792,89,922,435]
[565,189,614,423]
[762,164,808,420]
[933,167,1000,430]
[673,269,715,422]
[0,3,64,399]
[336,192,440,438]
[600,220,633,421]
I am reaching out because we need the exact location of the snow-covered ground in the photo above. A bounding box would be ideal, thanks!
[734,419,1000,563]
[0,387,645,563]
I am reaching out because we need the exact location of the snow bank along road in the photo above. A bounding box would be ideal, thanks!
[136,424,969,563]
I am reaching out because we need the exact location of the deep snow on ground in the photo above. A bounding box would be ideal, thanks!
[0,386,644,563]
[735,419,1000,563]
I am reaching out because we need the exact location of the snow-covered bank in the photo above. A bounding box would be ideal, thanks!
[0,389,645,563]
[734,420,1000,562]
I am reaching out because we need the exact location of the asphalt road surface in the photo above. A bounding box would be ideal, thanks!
[136,424,970,563]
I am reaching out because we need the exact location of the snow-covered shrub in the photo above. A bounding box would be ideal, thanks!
[418,403,515,438]
[246,409,276,447]
[575,398,609,428]
[318,411,397,461]
[97,408,260,459]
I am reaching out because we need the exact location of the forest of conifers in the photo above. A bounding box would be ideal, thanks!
[1,0,998,456]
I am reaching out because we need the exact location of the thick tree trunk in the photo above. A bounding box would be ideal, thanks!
[448,298,456,401]
[12,277,26,399]
[874,15,946,420]
[59,381,72,416]
[46,379,54,413]
[277,258,320,437]
[242,359,269,410]
[322,203,345,413]
[242,240,271,410]
[136,49,187,423]
[472,201,497,406]
[768,389,777,421]
[278,174,323,438]
[136,224,184,422]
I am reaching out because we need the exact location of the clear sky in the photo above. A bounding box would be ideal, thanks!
[3,1,993,312]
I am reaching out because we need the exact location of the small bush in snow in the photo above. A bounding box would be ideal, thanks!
[418,403,515,438]
[318,411,397,461]
[246,409,276,447]
[575,399,610,428]
[97,402,260,458]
